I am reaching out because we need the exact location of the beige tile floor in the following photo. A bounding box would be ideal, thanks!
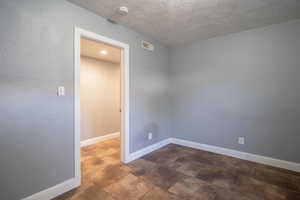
[55,138,300,200]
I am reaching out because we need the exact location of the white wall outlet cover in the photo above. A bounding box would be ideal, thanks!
[238,137,245,145]
[148,132,153,140]
[57,86,65,96]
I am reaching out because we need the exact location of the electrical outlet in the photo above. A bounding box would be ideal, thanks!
[148,132,153,140]
[238,137,245,145]
[57,86,65,96]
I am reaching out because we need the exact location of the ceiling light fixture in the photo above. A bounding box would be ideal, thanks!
[118,6,129,16]
[100,50,108,55]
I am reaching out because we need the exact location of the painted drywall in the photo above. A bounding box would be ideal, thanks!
[80,56,120,141]
[169,19,300,163]
[0,0,170,199]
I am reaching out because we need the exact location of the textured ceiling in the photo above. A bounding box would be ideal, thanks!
[68,0,300,47]
[81,37,121,64]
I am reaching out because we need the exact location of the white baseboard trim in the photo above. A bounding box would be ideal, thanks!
[22,177,80,200]
[80,132,120,147]
[170,138,300,173]
[127,138,172,163]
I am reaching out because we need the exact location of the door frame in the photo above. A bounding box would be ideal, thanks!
[74,27,130,183]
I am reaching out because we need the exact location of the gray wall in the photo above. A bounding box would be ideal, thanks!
[170,19,300,164]
[0,0,170,199]
[1,0,300,199]
[80,56,120,141]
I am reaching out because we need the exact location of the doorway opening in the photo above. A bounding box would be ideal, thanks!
[74,28,130,185]
[80,37,121,149]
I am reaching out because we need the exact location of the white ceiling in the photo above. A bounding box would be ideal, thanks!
[81,37,121,64]
[69,0,300,47]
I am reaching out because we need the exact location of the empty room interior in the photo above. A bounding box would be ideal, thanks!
[1,0,300,200]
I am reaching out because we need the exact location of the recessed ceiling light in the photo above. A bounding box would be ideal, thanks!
[100,50,108,55]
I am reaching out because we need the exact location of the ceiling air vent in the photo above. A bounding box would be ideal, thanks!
[141,40,154,51]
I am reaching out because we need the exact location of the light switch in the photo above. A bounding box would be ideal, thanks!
[57,86,65,96]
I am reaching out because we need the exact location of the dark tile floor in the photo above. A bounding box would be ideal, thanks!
[55,138,300,200]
